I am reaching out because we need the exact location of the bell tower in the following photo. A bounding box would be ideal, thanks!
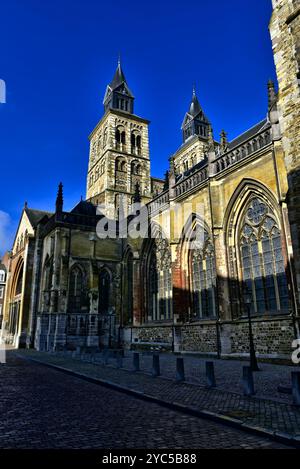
[86,60,152,218]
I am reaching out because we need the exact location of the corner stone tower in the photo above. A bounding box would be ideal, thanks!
[86,60,152,218]
[270,0,300,308]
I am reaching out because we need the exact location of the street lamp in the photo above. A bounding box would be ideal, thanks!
[244,286,260,372]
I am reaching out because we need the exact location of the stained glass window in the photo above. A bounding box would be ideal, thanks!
[191,235,216,319]
[68,267,84,312]
[240,197,289,314]
[147,238,172,322]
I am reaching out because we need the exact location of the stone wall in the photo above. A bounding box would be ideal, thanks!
[130,325,173,349]
[222,318,294,357]
[270,0,300,310]
[180,323,217,353]
[124,317,294,358]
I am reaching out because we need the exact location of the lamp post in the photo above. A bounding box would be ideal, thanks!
[244,287,260,372]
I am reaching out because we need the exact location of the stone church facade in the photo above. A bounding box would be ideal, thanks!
[1,0,299,360]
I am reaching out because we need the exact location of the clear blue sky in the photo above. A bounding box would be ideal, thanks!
[0,0,275,255]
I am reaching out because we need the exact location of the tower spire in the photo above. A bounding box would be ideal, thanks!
[268,79,277,110]
[103,60,134,114]
[181,86,210,142]
[55,182,63,213]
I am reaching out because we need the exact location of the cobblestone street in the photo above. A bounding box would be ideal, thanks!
[0,353,290,449]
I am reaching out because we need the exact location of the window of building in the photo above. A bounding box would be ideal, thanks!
[131,131,142,155]
[191,234,216,319]
[116,126,126,149]
[239,197,289,314]
[0,286,4,299]
[68,266,85,312]
[147,238,172,322]
[124,252,134,325]
[0,270,5,282]
[99,269,110,315]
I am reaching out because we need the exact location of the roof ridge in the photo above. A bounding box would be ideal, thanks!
[229,118,267,145]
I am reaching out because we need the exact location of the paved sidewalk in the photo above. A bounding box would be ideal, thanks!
[118,351,298,404]
[13,349,300,447]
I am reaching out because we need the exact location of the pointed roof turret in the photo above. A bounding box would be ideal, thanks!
[268,79,277,110]
[181,86,210,143]
[189,86,202,117]
[109,60,132,93]
[55,182,63,213]
[103,58,134,113]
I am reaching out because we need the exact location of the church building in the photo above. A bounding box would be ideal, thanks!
[1,0,299,360]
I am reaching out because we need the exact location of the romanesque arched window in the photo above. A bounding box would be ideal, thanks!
[91,141,97,163]
[116,157,126,172]
[147,237,172,322]
[68,266,84,312]
[116,125,126,150]
[103,128,108,148]
[239,197,289,314]
[131,131,141,155]
[190,232,216,319]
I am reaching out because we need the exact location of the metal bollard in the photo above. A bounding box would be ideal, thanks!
[292,371,300,406]
[133,352,140,372]
[206,361,216,388]
[176,357,185,382]
[103,350,109,365]
[243,366,255,396]
[116,352,123,369]
[152,353,160,377]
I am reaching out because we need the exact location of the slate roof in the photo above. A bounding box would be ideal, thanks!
[228,118,270,150]
[107,62,134,97]
[70,200,98,216]
[25,208,53,228]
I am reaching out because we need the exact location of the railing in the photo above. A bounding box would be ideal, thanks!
[174,165,208,197]
[214,128,272,174]
[148,190,170,215]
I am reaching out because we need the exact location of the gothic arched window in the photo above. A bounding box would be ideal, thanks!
[239,197,289,314]
[124,252,134,325]
[99,269,110,315]
[15,263,24,296]
[148,247,158,321]
[147,237,172,322]
[191,233,216,319]
[68,266,84,312]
